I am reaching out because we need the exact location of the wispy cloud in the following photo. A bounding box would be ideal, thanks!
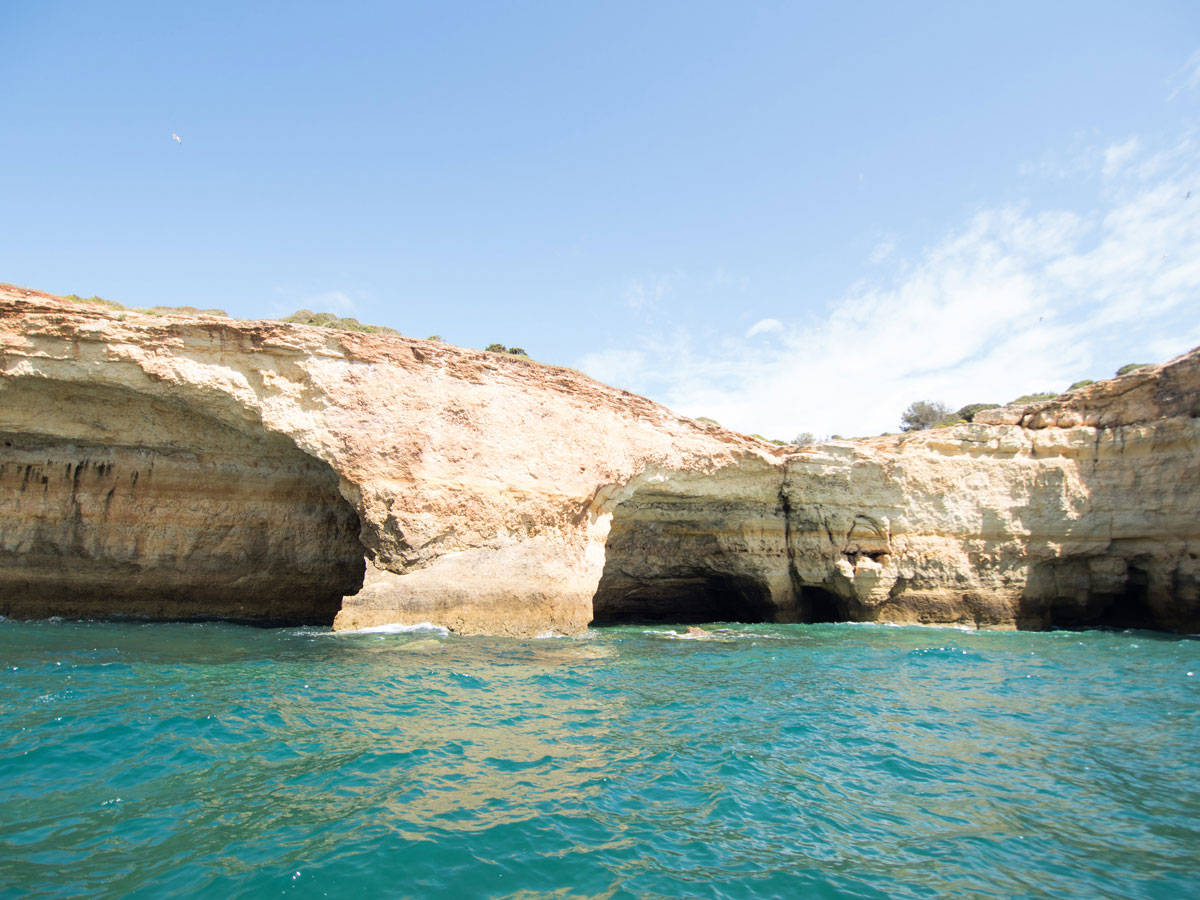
[745,318,782,338]
[622,273,678,312]
[1168,48,1200,99]
[868,239,895,265]
[577,133,1200,439]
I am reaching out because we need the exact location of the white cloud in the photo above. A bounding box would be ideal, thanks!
[745,318,782,338]
[576,133,1200,439]
[1102,137,1141,177]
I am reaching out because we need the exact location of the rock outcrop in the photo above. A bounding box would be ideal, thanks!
[594,366,1200,633]
[0,285,768,632]
[2,284,1197,633]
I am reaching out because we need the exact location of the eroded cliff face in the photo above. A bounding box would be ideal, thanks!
[0,285,767,632]
[2,284,1197,633]
[0,377,364,622]
[595,361,1200,634]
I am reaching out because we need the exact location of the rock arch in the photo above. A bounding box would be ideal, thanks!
[588,467,806,626]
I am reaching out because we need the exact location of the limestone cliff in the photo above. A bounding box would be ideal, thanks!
[1,284,1197,633]
[0,285,768,632]
[593,358,1200,633]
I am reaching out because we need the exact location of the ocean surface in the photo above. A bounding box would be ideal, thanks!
[1,620,1197,900]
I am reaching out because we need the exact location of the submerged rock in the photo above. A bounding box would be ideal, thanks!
[1,284,1197,633]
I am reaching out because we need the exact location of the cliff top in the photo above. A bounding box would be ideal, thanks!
[4,282,1196,450]
[0,282,774,458]
[971,345,1200,430]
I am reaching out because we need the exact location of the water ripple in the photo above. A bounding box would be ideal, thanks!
[1,621,1197,899]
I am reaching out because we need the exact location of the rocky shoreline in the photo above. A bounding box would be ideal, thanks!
[2,284,1197,634]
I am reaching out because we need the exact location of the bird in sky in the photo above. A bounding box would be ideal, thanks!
[171,133,182,144]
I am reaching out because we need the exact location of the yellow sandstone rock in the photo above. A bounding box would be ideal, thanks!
[2,284,1197,633]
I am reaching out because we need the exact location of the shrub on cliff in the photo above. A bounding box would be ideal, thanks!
[1068,379,1095,391]
[793,431,816,445]
[485,343,530,357]
[900,401,950,431]
[1116,363,1151,376]
[955,403,1000,422]
[1009,391,1058,405]
[64,293,125,311]
[279,309,400,335]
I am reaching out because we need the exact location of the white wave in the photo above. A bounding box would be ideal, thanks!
[338,622,450,636]
[643,628,717,641]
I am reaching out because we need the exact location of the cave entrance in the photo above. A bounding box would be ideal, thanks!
[1101,564,1156,629]
[591,571,776,625]
[1036,560,1159,631]
[0,378,366,625]
[799,585,850,623]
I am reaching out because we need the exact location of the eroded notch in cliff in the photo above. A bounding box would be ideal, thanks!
[1023,552,1161,631]
[592,571,776,625]
[0,379,365,624]
[590,478,795,626]
[798,584,849,623]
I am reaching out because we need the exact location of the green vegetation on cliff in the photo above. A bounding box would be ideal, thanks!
[278,310,400,335]
[900,401,951,431]
[485,343,531,357]
[1009,391,1059,405]
[63,294,229,317]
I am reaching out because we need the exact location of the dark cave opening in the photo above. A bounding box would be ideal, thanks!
[800,585,850,623]
[1040,562,1159,631]
[591,571,776,625]
[1104,564,1156,629]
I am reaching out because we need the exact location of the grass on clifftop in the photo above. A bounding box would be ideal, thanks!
[62,294,229,317]
[278,309,401,335]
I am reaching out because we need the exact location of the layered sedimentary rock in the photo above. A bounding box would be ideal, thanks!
[1,284,1197,633]
[594,363,1200,633]
[0,285,764,631]
[0,378,364,623]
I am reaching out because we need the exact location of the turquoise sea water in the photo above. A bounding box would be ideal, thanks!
[1,620,1197,900]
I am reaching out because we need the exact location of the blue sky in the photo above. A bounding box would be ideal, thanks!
[4,1,1200,437]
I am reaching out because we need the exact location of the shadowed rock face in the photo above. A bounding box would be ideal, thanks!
[591,460,799,625]
[0,379,364,623]
[1,284,1197,634]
